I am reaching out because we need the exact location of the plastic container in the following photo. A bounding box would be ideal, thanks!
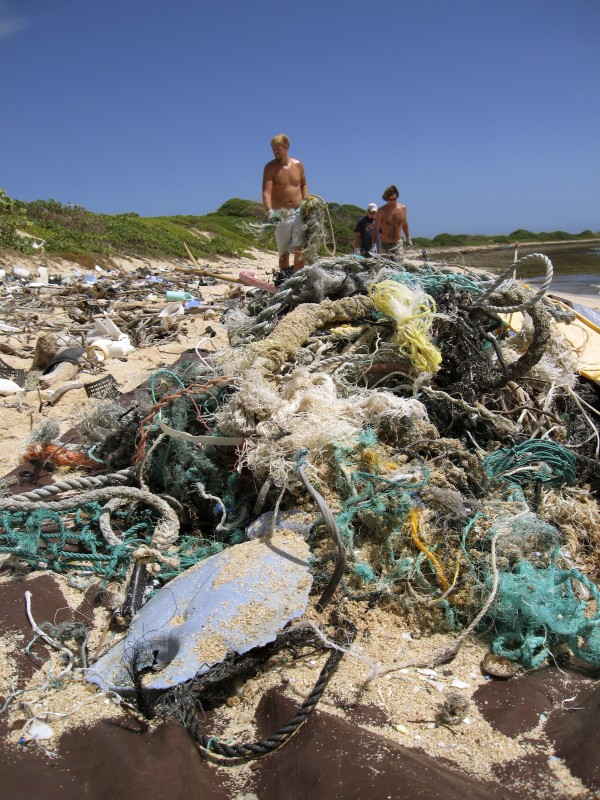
[159,302,185,320]
[0,378,23,396]
[87,337,135,362]
[166,290,196,302]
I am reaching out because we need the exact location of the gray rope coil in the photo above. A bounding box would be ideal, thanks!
[6,468,134,502]
[475,252,553,313]
[296,458,347,611]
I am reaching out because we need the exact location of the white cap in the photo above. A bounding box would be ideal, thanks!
[367,203,378,212]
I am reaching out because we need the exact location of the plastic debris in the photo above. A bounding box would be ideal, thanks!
[21,721,54,742]
[87,527,312,693]
[0,378,23,396]
[87,337,135,362]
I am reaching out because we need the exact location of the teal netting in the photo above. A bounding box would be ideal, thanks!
[389,268,485,297]
[490,560,600,668]
[0,502,153,585]
[483,440,577,488]
[327,429,437,592]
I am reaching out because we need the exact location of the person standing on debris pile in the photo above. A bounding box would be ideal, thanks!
[370,185,412,264]
[353,203,379,256]
[262,133,309,273]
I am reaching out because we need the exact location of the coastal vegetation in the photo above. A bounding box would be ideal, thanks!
[1,189,597,265]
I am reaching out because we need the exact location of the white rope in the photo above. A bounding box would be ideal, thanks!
[476,252,553,313]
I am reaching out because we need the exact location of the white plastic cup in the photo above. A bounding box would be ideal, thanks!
[0,378,23,396]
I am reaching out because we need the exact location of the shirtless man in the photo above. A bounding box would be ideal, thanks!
[262,133,309,271]
[371,185,412,264]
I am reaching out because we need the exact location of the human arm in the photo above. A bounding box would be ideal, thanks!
[299,161,308,199]
[262,164,274,213]
[401,206,410,243]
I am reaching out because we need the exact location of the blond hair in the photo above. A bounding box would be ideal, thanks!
[271,133,290,148]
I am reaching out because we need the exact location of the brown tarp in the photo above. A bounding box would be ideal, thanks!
[2,574,598,799]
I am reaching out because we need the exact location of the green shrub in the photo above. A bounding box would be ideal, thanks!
[0,190,595,262]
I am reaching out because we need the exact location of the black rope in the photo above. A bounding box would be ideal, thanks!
[182,615,357,763]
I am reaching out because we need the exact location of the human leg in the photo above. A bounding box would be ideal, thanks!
[292,249,304,271]
[290,208,305,271]
[380,240,404,265]
[274,210,297,270]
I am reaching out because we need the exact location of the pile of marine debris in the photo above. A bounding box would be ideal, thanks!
[1,252,600,760]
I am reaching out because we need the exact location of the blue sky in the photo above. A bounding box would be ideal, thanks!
[1,0,598,237]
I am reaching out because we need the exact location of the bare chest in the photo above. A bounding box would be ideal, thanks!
[271,162,302,187]
[381,206,404,225]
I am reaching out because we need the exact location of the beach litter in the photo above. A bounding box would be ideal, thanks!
[1,248,600,777]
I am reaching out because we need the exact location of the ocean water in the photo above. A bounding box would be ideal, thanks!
[450,241,600,303]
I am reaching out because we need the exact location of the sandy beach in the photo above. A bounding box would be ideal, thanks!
[0,245,599,799]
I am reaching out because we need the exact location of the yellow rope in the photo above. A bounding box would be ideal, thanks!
[369,281,442,373]
[409,508,449,592]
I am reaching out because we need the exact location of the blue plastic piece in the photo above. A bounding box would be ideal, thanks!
[87,526,312,693]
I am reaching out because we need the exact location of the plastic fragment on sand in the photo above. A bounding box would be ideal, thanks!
[451,679,470,689]
[24,721,53,741]
[0,378,23,396]
[87,529,312,693]
[238,270,278,294]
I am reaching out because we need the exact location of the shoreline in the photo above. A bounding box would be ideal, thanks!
[427,236,600,258]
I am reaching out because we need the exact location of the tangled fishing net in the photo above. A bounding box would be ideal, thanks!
[2,251,600,675]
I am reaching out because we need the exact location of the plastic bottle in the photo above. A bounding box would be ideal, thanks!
[166,290,196,302]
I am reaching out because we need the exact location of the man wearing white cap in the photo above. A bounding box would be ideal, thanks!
[353,203,379,256]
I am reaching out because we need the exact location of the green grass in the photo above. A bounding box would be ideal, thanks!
[1,189,598,265]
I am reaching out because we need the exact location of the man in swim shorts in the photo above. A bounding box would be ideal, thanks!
[262,133,309,272]
[370,185,412,265]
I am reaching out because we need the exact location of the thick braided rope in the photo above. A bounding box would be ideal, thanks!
[313,347,406,371]
[475,253,553,313]
[5,469,134,502]
[183,618,357,762]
